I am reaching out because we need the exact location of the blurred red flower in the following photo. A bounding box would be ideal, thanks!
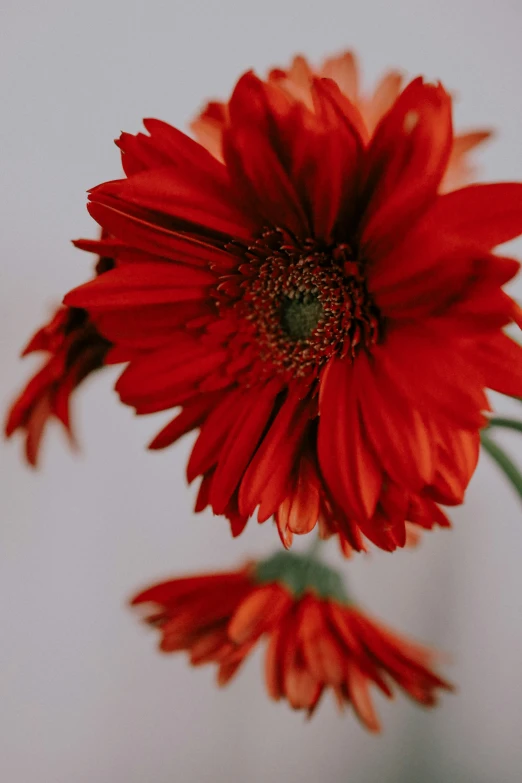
[132,553,452,730]
[5,251,113,465]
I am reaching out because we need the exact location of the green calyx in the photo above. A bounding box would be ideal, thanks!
[254,550,350,604]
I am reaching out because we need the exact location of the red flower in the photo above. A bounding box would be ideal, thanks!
[131,552,452,730]
[64,59,522,552]
[191,51,491,194]
[5,250,113,465]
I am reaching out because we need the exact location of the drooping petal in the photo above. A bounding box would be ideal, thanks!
[318,358,382,521]
[209,380,283,514]
[238,389,312,519]
[278,455,322,535]
[186,386,246,482]
[148,392,226,450]
[228,584,291,644]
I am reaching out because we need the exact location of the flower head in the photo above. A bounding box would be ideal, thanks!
[65,54,522,551]
[5,248,113,465]
[131,551,452,730]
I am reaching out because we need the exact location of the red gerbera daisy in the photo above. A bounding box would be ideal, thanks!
[5,251,113,465]
[64,60,522,552]
[132,551,452,730]
[191,51,491,194]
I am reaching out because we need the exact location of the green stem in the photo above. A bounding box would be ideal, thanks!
[481,431,522,501]
[486,417,522,434]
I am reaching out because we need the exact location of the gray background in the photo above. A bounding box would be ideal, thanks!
[2,0,522,781]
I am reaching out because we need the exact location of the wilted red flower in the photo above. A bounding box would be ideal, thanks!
[64,54,522,552]
[132,552,452,730]
[5,250,113,465]
[191,51,491,194]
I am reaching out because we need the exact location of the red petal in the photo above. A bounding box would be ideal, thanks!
[65,263,215,311]
[472,332,522,397]
[148,393,225,450]
[209,380,282,514]
[376,326,488,429]
[298,597,346,684]
[291,79,363,241]
[115,341,226,408]
[361,78,453,255]
[82,201,238,267]
[96,164,254,240]
[93,302,213,349]
[280,456,321,535]
[117,118,228,177]
[357,352,435,491]
[424,183,522,249]
[345,661,381,732]
[318,358,382,521]
[186,387,246,482]
[224,72,310,236]
[238,389,312,519]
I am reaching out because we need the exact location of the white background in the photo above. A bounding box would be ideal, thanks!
[2,1,522,781]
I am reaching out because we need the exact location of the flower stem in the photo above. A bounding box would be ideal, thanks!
[481,431,522,501]
[485,416,522,435]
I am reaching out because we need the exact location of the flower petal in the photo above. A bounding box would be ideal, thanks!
[318,358,382,521]
[361,78,453,255]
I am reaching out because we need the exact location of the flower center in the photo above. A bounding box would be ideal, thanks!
[280,294,324,341]
[218,229,381,382]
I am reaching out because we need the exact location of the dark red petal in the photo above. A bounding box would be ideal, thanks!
[280,456,321,535]
[115,341,226,408]
[81,201,238,267]
[472,332,522,398]
[24,395,54,467]
[93,302,213,350]
[224,72,310,236]
[93,163,254,241]
[311,77,367,143]
[377,326,488,429]
[238,389,312,519]
[424,182,522,249]
[288,79,363,241]
[131,571,249,607]
[187,387,246,482]
[65,263,215,310]
[357,352,435,491]
[194,471,213,513]
[361,78,453,256]
[117,118,229,177]
[209,380,283,514]
[407,496,451,530]
[148,392,226,450]
[357,500,408,552]
[318,358,382,521]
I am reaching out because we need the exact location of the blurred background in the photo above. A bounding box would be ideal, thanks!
[2,0,522,780]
